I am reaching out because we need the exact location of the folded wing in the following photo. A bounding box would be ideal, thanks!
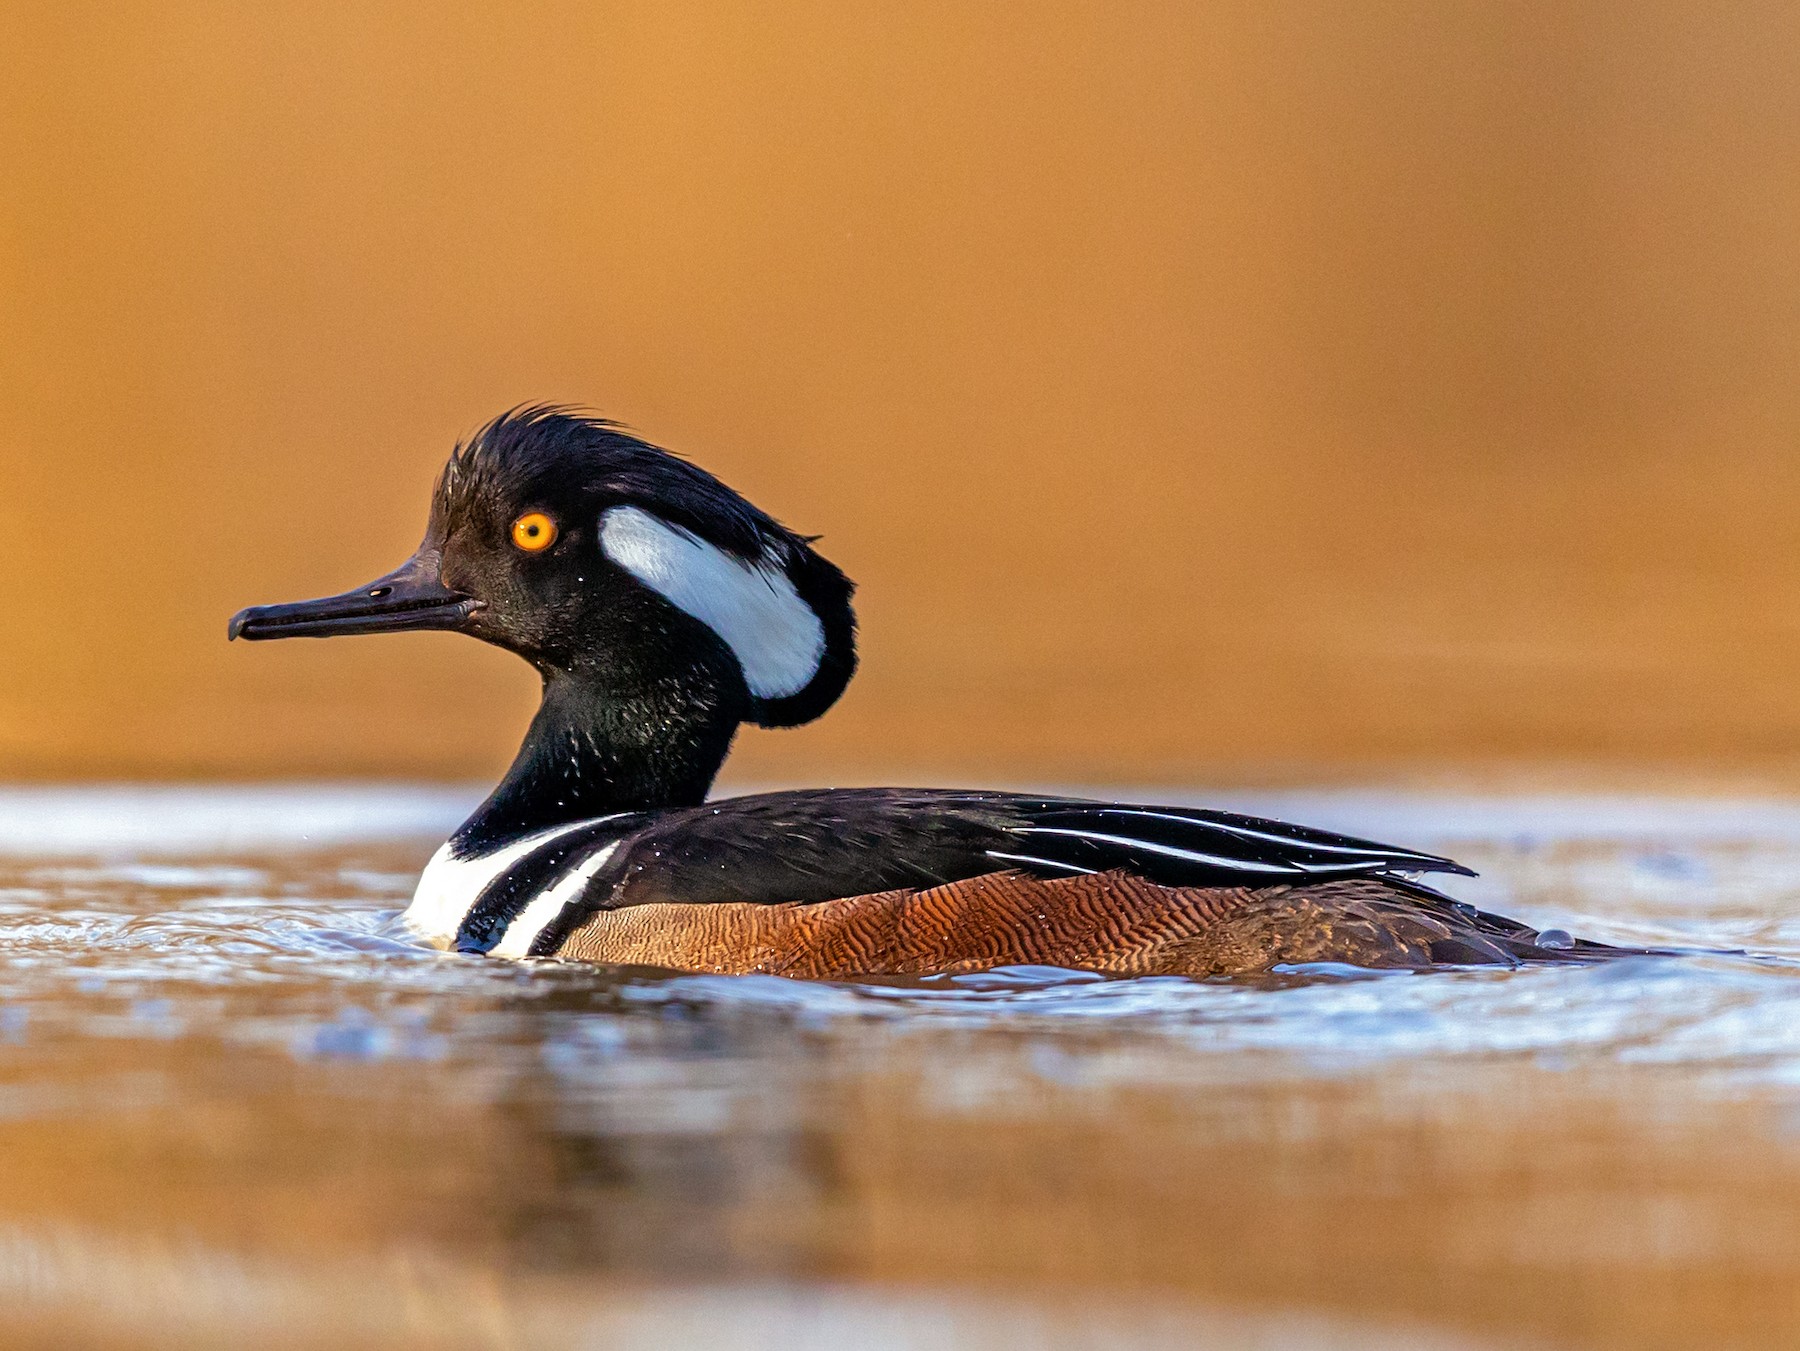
[522,788,1473,956]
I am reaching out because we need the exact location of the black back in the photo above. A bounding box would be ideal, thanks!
[507,789,1475,956]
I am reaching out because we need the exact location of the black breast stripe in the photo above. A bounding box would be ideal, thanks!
[526,851,636,957]
[454,820,636,955]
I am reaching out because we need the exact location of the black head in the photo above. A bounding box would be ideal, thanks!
[229,406,858,731]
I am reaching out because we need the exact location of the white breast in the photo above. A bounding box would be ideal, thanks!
[404,818,603,948]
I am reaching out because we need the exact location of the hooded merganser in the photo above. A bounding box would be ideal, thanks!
[229,407,1614,977]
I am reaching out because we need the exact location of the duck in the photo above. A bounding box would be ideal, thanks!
[229,406,1616,977]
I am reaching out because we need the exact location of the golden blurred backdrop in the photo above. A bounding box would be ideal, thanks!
[3,1,1799,785]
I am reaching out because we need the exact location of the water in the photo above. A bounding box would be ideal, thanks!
[1,787,1798,1349]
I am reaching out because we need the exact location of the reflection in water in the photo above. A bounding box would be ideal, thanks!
[0,790,1798,1347]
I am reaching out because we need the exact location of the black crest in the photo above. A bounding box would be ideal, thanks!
[438,405,857,728]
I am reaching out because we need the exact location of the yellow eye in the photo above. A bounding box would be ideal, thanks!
[511,512,558,552]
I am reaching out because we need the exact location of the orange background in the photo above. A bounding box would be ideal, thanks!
[3,2,1798,786]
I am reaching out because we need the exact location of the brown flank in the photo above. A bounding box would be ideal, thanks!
[555,870,1548,977]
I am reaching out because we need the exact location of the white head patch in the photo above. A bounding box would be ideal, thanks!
[598,505,825,700]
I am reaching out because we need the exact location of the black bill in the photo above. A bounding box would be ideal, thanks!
[228,550,480,641]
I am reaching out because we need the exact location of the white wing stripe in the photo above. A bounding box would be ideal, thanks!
[1071,808,1420,861]
[1017,826,1391,876]
[1018,826,1301,874]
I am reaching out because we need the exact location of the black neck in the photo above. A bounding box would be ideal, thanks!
[450,664,740,854]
